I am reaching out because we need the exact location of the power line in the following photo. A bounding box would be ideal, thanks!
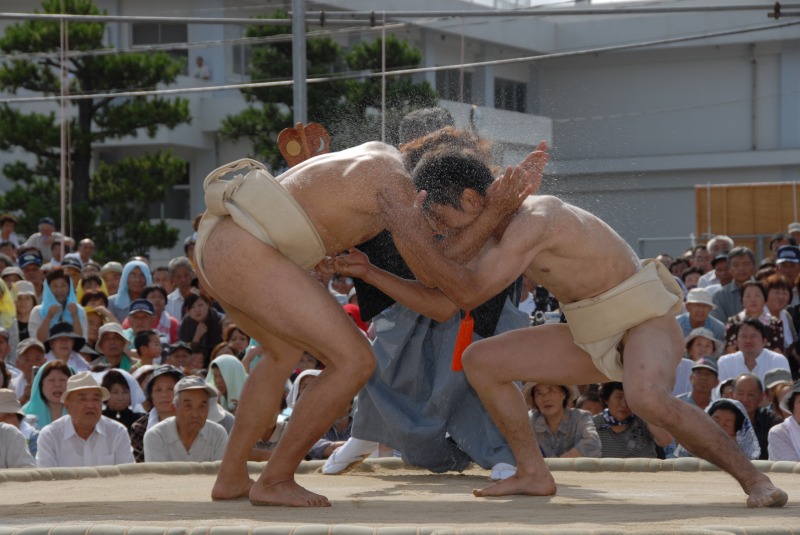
[1,17,797,105]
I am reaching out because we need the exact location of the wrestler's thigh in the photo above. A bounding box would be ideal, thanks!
[464,324,609,385]
[200,217,369,365]
[621,314,684,397]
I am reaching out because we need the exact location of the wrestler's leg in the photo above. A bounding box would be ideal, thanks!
[462,324,608,497]
[200,217,376,507]
[621,314,787,508]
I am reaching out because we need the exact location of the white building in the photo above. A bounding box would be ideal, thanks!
[1,0,798,262]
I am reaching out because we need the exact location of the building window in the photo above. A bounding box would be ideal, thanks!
[148,164,191,221]
[232,42,252,76]
[131,23,189,74]
[494,77,527,113]
[436,69,473,102]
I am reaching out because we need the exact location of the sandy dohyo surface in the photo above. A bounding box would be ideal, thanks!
[0,458,798,534]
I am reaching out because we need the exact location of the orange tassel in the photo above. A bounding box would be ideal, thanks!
[452,310,474,372]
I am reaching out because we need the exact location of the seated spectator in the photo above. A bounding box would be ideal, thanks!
[592,382,672,458]
[2,266,24,287]
[676,289,726,341]
[763,274,797,354]
[0,388,38,460]
[143,376,227,462]
[732,373,781,460]
[76,274,107,303]
[29,269,87,343]
[60,256,82,290]
[151,266,172,294]
[129,364,184,462]
[11,338,46,405]
[575,386,603,415]
[107,260,151,322]
[92,323,138,371]
[178,290,224,363]
[165,257,194,320]
[0,422,35,468]
[677,357,719,410]
[12,280,36,343]
[43,321,90,373]
[526,383,601,458]
[684,327,723,361]
[669,258,690,277]
[100,262,123,297]
[711,247,756,323]
[122,298,156,343]
[36,371,134,467]
[717,318,791,384]
[206,354,247,414]
[138,284,178,345]
[133,329,162,368]
[768,380,800,461]
[100,369,145,431]
[680,266,704,291]
[307,397,354,460]
[21,360,72,430]
[675,399,760,460]
[163,341,191,371]
[222,324,250,359]
[764,368,793,419]
[724,281,783,353]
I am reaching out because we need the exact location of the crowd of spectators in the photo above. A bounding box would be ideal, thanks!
[0,211,799,471]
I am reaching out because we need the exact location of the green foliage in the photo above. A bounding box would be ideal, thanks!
[0,0,191,259]
[221,12,436,167]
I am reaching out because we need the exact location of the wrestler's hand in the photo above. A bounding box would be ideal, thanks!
[486,141,548,214]
[329,248,372,280]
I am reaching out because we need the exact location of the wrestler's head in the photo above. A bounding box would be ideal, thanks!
[412,149,494,233]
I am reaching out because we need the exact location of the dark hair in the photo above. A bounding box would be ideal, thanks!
[708,400,745,433]
[680,266,704,283]
[530,383,571,409]
[183,289,208,312]
[81,289,109,307]
[733,372,764,394]
[736,316,768,340]
[400,126,491,172]
[669,259,690,272]
[142,283,168,302]
[133,329,160,353]
[755,266,776,281]
[100,369,130,392]
[398,107,455,145]
[222,323,249,344]
[763,274,792,296]
[81,274,103,289]
[576,389,602,410]
[0,360,10,389]
[739,280,767,302]
[692,244,708,255]
[413,150,495,210]
[38,360,73,403]
[599,381,624,403]
[45,268,71,287]
[727,246,756,265]
[769,233,795,249]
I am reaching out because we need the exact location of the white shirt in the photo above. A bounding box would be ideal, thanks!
[36,415,135,467]
[697,270,719,288]
[672,358,694,396]
[143,416,228,462]
[45,350,91,373]
[716,349,791,383]
[0,423,36,468]
[165,289,185,320]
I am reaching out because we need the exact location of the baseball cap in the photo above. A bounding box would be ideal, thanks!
[60,255,83,271]
[18,251,42,269]
[710,254,728,267]
[775,245,800,264]
[38,216,56,227]
[128,298,155,316]
[168,341,192,355]
[174,375,218,399]
[691,356,718,376]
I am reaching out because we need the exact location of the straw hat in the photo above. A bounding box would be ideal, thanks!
[60,371,110,403]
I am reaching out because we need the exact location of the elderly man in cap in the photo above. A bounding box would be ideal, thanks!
[36,371,134,467]
[124,298,156,341]
[676,288,726,340]
[100,262,123,297]
[0,387,38,457]
[17,248,44,300]
[23,217,63,264]
[11,338,46,405]
[93,323,138,372]
[0,387,37,465]
[44,322,90,373]
[677,357,719,410]
[143,375,227,462]
[775,245,800,306]
[129,364,184,462]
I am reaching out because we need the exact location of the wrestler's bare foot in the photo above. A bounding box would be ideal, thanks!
[250,478,331,507]
[745,480,788,508]
[473,472,556,498]
[211,474,255,501]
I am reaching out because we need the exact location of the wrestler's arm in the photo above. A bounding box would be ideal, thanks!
[434,142,548,263]
[389,212,538,310]
[317,249,458,322]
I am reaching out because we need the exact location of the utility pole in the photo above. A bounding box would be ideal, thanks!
[292,0,307,125]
